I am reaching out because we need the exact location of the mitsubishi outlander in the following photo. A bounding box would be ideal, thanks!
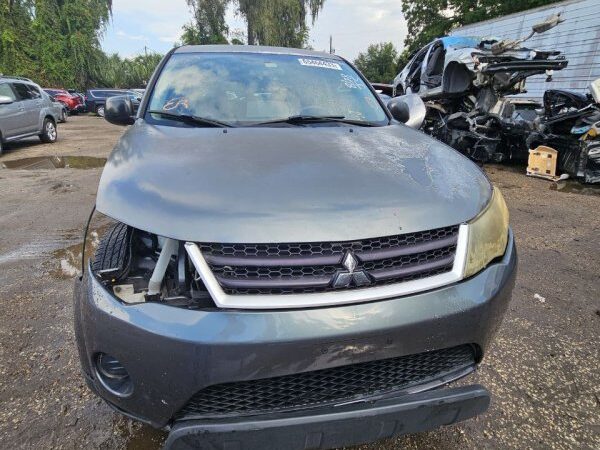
[74,46,517,450]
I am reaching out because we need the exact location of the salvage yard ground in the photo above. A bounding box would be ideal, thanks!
[0,115,598,449]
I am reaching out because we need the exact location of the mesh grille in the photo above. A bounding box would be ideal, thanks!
[200,226,458,257]
[210,264,339,279]
[176,345,475,419]
[199,225,460,295]
[361,246,455,271]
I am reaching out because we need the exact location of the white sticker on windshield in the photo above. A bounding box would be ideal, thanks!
[340,74,365,89]
[298,58,342,70]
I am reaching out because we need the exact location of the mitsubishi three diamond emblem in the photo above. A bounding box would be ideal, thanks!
[332,251,372,288]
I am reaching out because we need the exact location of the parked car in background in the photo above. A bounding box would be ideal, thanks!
[130,88,145,97]
[67,89,86,105]
[47,94,68,123]
[0,76,58,154]
[85,89,142,117]
[43,88,84,114]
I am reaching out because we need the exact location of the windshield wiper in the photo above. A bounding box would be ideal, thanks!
[250,115,380,127]
[147,110,234,128]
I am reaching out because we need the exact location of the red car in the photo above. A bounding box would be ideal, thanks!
[43,88,85,114]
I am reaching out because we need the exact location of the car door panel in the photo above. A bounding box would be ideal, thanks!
[12,83,39,133]
[421,41,445,91]
[0,83,26,138]
[27,84,45,131]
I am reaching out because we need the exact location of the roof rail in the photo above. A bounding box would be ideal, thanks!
[0,74,33,82]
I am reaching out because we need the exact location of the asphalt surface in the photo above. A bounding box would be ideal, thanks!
[0,115,598,449]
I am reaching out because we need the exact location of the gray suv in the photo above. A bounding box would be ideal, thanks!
[74,46,517,450]
[0,76,58,154]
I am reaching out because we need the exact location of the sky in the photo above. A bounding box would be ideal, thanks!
[101,0,408,61]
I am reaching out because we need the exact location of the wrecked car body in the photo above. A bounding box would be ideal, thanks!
[394,14,568,163]
[527,82,600,184]
[74,45,516,449]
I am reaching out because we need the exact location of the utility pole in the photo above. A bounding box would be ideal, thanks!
[329,35,333,54]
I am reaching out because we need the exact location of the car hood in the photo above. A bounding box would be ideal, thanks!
[96,121,491,243]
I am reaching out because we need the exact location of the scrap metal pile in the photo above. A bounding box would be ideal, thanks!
[389,13,600,184]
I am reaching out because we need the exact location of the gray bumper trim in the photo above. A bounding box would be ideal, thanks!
[164,384,490,450]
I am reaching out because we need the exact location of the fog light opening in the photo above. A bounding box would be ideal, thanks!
[94,353,133,397]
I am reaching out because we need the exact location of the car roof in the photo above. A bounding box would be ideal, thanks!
[174,45,343,60]
[439,36,482,49]
[0,76,35,84]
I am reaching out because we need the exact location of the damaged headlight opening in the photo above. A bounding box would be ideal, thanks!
[86,213,215,309]
[464,187,509,278]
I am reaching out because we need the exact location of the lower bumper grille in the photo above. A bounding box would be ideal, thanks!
[176,345,476,420]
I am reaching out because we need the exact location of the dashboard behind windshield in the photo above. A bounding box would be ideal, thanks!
[146,52,389,126]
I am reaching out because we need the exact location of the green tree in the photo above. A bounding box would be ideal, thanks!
[236,0,325,47]
[0,0,113,89]
[99,52,163,88]
[0,0,36,76]
[354,42,399,83]
[183,0,325,47]
[181,0,230,45]
[400,0,564,60]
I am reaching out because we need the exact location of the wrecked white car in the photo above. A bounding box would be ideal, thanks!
[393,14,568,162]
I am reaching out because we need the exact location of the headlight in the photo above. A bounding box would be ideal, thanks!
[464,187,509,278]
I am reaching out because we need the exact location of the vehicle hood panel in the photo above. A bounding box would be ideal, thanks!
[96,121,491,243]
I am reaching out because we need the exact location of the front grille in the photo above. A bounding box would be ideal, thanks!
[176,345,475,420]
[199,225,459,295]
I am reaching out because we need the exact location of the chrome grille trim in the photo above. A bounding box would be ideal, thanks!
[185,224,469,310]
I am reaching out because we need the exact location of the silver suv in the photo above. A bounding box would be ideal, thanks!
[0,76,59,154]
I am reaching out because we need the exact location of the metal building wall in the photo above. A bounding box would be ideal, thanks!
[450,0,600,99]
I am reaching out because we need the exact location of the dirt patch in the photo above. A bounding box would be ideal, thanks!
[1,155,106,170]
[550,179,600,196]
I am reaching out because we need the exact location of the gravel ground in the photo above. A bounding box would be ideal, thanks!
[0,115,598,449]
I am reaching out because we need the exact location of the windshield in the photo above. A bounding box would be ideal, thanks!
[146,52,389,126]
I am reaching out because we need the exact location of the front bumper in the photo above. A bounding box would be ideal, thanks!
[164,385,490,450]
[69,103,85,113]
[74,231,516,429]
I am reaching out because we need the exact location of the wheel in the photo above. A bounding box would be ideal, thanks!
[96,105,105,117]
[60,108,68,123]
[39,118,57,143]
[0,138,3,155]
[92,222,133,279]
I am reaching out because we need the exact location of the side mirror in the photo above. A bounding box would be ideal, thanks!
[387,94,426,129]
[0,95,14,105]
[105,96,135,126]
[532,13,564,34]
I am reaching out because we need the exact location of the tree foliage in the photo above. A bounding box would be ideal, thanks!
[98,52,164,88]
[400,0,564,65]
[237,0,325,47]
[180,0,230,45]
[0,0,114,89]
[0,0,160,89]
[183,0,325,47]
[354,42,399,83]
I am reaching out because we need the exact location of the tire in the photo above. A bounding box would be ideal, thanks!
[0,138,3,155]
[92,222,133,280]
[60,108,68,123]
[96,105,105,117]
[39,118,57,143]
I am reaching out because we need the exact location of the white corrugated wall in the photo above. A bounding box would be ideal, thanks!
[450,0,600,98]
